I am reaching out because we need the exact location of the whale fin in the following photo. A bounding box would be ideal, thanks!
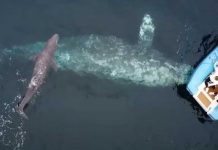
[31,54,40,62]
[50,59,58,71]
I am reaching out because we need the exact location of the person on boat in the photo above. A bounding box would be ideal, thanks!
[209,61,218,85]
[205,61,218,95]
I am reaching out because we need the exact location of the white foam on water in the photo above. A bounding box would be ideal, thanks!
[139,14,155,46]
[0,95,26,150]
[2,14,191,87]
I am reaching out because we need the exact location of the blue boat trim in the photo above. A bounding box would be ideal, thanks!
[186,46,218,120]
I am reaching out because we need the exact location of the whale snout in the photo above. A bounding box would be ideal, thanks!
[52,33,59,44]
[48,33,59,45]
[46,33,60,51]
[53,33,59,39]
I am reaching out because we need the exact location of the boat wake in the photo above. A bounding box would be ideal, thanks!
[2,14,192,87]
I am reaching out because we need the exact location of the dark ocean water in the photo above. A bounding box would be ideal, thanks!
[0,0,218,150]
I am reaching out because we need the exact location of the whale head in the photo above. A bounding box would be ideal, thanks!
[46,33,59,54]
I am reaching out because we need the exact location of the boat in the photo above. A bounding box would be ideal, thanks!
[187,46,218,120]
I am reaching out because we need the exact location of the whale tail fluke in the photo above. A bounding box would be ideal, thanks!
[15,104,28,120]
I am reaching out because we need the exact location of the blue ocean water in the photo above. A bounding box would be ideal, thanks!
[0,0,218,150]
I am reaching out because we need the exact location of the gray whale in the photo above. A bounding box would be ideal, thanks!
[16,34,59,119]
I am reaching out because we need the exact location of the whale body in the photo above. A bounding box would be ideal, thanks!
[16,34,59,119]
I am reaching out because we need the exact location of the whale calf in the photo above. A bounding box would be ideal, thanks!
[16,34,59,119]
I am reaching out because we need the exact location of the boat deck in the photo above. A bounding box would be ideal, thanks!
[197,91,211,108]
[194,83,218,111]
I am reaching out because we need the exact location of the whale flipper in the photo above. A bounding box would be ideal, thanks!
[31,54,40,62]
[50,59,58,71]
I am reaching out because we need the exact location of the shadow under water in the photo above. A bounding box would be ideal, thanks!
[176,84,212,123]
